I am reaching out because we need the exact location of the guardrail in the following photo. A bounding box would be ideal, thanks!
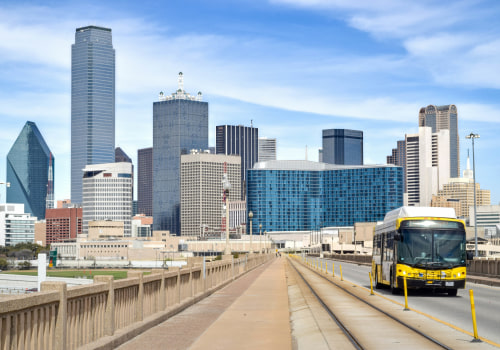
[0,253,273,350]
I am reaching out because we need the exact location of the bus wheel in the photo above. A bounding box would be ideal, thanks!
[374,269,381,289]
[390,274,400,295]
[448,289,458,296]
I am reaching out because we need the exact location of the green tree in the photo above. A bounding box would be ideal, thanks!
[0,258,8,270]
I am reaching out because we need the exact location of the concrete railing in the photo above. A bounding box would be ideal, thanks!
[0,253,273,350]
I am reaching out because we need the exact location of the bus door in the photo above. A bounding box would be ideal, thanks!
[381,232,394,283]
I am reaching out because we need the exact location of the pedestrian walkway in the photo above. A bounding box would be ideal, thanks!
[117,257,291,350]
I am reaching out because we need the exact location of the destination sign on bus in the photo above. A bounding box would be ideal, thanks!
[401,220,463,229]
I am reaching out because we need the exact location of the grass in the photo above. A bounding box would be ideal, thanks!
[0,269,142,280]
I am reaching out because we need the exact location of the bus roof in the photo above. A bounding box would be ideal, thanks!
[384,206,457,223]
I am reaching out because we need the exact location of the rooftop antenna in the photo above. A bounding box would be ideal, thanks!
[251,119,253,128]
[305,145,308,161]
[178,72,184,91]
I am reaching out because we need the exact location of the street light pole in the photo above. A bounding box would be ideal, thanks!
[259,224,262,254]
[222,173,232,255]
[466,132,480,258]
[249,211,253,253]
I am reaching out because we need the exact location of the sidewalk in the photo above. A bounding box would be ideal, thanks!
[117,257,291,350]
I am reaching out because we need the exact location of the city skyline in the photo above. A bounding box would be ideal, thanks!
[0,1,499,204]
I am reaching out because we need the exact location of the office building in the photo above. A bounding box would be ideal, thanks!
[180,151,241,236]
[115,147,132,163]
[432,157,490,218]
[7,121,54,219]
[419,105,459,177]
[469,205,500,237]
[45,207,83,244]
[137,147,153,216]
[247,161,403,231]
[216,124,258,198]
[258,137,277,162]
[153,73,208,234]
[405,127,450,207]
[82,162,133,236]
[386,140,407,192]
[71,25,115,204]
[0,204,36,246]
[322,129,363,165]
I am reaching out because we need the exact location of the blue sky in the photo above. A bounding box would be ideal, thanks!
[0,0,499,204]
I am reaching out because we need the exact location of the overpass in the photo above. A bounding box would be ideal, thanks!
[1,254,500,349]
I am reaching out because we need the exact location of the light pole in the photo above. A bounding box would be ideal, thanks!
[259,224,262,253]
[222,173,232,255]
[466,132,480,258]
[249,211,253,253]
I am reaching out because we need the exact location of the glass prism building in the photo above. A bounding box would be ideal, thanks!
[6,122,54,220]
[247,161,403,232]
[71,26,115,204]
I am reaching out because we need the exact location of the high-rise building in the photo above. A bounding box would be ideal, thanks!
[7,121,54,220]
[45,207,82,244]
[71,25,115,204]
[153,73,208,234]
[216,124,258,198]
[405,127,450,207]
[247,161,403,231]
[115,147,132,163]
[386,140,406,192]
[137,147,153,216]
[180,151,241,236]
[82,162,133,236]
[0,204,36,246]
[258,137,276,162]
[322,129,363,165]
[419,105,459,177]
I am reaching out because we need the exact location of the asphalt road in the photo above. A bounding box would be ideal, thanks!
[314,257,500,347]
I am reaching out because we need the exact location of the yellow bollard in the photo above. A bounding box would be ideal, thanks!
[403,276,409,310]
[340,265,343,281]
[325,261,327,274]
[332,262,335,277]
[469,289,482,342]
[369,272,374,295]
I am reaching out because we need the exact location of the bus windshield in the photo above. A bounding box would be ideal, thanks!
[398,229,466,268]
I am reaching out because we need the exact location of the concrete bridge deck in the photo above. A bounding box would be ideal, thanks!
[117,257,291,350]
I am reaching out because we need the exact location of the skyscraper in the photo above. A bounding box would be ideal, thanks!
[137,147,153,216]
[71,25,115,204]
[258,137,277,162]
[386,140,407,192]
[322,129,363,165]
[153,73,208,234]
[405,127,450,207]
[6,121,54,220]
[419,105,459,177]
[216,124,258,198]
[181,151,241,236]
[115,147,132,163]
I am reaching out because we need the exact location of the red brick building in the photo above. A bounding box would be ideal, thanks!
[45,208,82,244]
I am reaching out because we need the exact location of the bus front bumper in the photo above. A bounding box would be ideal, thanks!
[397,277,466,290]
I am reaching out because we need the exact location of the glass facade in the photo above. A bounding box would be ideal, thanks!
[153,99,208,234]
[247,161,403,232]
[7,122,54,220]
[71,26,115,204]
[322,129,363,165]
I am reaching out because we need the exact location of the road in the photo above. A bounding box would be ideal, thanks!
[313,257,500,346]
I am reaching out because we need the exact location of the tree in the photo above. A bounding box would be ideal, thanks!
[0,258,8,270]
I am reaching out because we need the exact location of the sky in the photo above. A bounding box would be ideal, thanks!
[0,0,499,204]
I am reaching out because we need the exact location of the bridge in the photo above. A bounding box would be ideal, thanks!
[1,254,500,349]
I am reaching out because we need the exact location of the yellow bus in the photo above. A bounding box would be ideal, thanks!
[372,206,467,296]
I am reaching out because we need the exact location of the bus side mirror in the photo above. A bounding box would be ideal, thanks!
[394,233,402,242]
[466,251,474,260]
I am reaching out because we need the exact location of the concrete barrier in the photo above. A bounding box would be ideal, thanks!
[0,253,273,350]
